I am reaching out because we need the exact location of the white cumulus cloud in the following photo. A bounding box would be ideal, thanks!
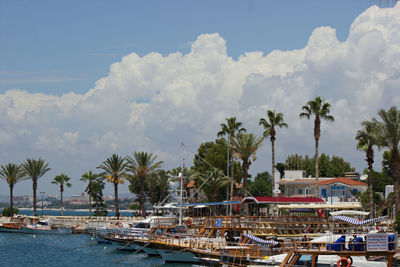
[0,4,399,195]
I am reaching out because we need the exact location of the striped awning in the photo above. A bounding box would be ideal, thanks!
[244,234,279,246]
[333,215,387,225]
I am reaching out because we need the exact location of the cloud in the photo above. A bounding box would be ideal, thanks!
[0,4,399,195]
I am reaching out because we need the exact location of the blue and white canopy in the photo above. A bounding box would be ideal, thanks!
[244,234,279,246]
[333,215,387,225]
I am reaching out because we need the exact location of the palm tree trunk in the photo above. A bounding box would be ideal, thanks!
[33,180,38,216]
[392,150,400,217]
[271,140,275,194]
[314,138,319,198]
[61,189,64,216]
[114,183,119,219]
[140,177,145,217]
[10,185,14,217]
[367,147,374,218]
[89,183,92,218]
[243,163,249,216]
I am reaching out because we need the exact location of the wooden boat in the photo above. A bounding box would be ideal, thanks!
[257,233,396,267]
[0,223,24,233]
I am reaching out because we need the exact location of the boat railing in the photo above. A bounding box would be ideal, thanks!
[291,238,397,253]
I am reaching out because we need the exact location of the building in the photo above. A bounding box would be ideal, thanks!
[278,170,367,202]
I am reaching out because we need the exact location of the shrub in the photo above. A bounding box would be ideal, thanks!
[2,207,19,216]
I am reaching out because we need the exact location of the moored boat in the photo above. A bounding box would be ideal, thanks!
[0,223,24,233]
[21,220,72,235]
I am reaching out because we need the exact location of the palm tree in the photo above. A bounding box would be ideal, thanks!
[126,152,163,216]
[97,154,128,219]
[81,171,98,217]
[230,133,263,214]
[356,120,379,218]
[0,163,26,217]
[217,117,246,213]
[52,174,72,216]
[194,170,230,202]
[259,110,288,195]
[299,96,334,198]
[21,158,51,216]
[374,106,400,215]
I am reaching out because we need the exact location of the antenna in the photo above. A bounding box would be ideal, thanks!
[360,174,368,181]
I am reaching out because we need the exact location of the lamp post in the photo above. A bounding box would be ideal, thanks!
[40,192,45,217]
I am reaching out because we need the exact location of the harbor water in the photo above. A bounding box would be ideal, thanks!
[0,232,194,267]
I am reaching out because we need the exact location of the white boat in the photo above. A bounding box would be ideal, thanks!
[21,220,72,235]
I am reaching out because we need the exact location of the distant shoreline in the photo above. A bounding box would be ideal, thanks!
[15,208,134,212]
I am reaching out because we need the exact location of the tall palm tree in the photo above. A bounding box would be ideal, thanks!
[299,96,334,198]
[126,152,163,216]
[356,120,379,218]
[0,163,26,217]
[81,171,98,217]
[21,158,51,216]
[52,174,72,216]
[259,110,288,195]
[374,106,400,215]
[230,133,263,214]
[97,154,127,219]
[217,117,246,213]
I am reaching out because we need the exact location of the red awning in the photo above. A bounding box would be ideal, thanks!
[242,196,325,204]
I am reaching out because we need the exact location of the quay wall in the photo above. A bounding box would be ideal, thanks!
[0,215,144,233]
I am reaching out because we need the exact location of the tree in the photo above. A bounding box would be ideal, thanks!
[81,171,98,217]
[193,170,230,202]
[97,154,128,219]
[230,133,263,214]
[91,178,107,216]
[300,96,334,197]
[356,120,379,218]
[259,110,288,195]
[0,163,26,217]
[374,106,400,215]
[126,152,163,216]
[217,117,246,214]
[248,171,273,197]
[52,174,72,216]
[21,158,51,216]
[146,170,170,206]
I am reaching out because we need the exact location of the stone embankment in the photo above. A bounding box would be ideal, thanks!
[0,215,143,234]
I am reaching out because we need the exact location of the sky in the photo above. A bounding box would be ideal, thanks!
[0,1,399,198]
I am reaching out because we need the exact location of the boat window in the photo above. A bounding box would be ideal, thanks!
[134,222,150,229]
[37,221,48,226]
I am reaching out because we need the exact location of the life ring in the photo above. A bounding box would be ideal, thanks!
[185,219,192,226]
[337,257,351,267]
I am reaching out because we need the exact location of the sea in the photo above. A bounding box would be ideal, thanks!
[0,209,194,267]
[0,232,194,267]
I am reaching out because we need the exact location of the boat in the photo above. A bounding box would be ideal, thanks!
[21,220,73,235]
[256,232,396,267]
[0,222,24,233]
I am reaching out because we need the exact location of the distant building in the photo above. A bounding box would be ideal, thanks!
[385,185,394,199]
[278,170,367,202]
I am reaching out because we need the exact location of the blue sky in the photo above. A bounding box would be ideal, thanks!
[1,1,387,95]
[0,1,398,197]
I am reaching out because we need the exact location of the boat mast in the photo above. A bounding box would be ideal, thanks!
[178,158,184,225]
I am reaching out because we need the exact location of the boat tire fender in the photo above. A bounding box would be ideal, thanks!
[337,257,351,267]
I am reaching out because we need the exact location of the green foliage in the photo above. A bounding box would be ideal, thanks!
[248,171,272,197]
[2,207,18,216]
[360,190,382,211]
[394,212,400,233]
[129,203,140,210]
[146,170,170,205]
[192,139,243,182]
[285,153,354,177]
[90,178,108,216]
[192,170,229,202]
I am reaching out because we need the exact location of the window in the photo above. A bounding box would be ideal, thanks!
[298,189,302,195]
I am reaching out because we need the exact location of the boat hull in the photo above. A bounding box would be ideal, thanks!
[158,249,200,263]
[21,226,72,235]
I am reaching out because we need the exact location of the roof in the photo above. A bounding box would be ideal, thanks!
[317,177,367,186]
[278,178,316,185]
[173,201,240,207]
[278,202,362,209]
[242,196,325,204]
